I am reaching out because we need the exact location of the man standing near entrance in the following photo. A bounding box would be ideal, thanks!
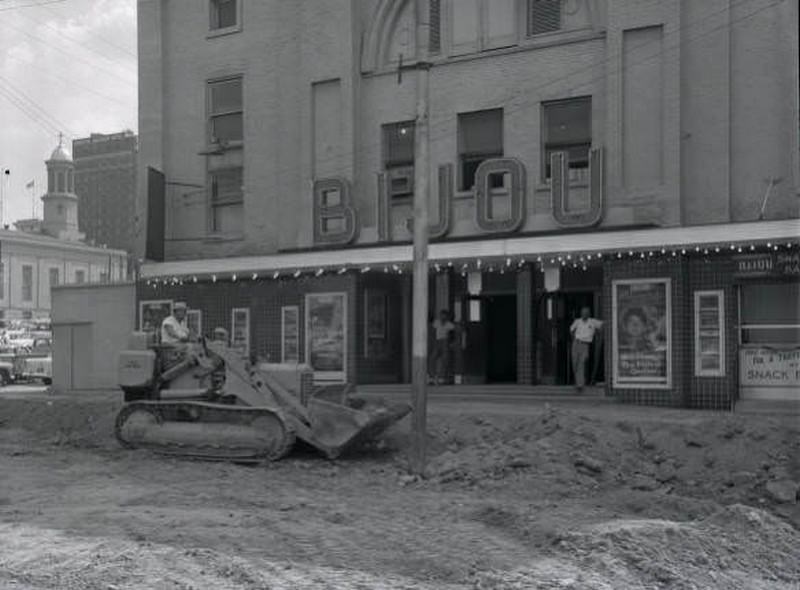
[570,306,603,392]
[429,309,455,385]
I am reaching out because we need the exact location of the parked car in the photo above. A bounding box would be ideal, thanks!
[0,353,14,386]
[11,338,52,385]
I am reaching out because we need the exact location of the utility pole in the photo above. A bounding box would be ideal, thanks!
[411,0,431,476]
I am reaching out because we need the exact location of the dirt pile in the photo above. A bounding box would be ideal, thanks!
[425,406,799,517]
[0,394,120,449]
[0,523,464,590]
[472,504,800,590]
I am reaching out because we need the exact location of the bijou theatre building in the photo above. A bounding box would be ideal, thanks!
[135,0,800,409]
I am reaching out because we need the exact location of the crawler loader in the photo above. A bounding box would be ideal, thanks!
[115,331,410,462]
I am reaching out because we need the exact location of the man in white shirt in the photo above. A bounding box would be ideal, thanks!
[161,301,191,345]
[569,306,603,392]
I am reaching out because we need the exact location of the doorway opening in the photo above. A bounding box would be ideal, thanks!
[536,291,604,386]
[485,294,517,383]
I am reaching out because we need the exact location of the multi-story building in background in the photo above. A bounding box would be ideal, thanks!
[1,141,128,321]
[73,131,138,257]
[136,0,799,408]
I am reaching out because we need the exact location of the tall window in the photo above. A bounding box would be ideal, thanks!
[382,122,415,169]
[458,108,503,191]
[231,307,250,358]
[21,265,33,302]
[0,262,4,300]
[210,167,244,235]
[75,269,86,284]
[210,0,238,31]
[694,291,725,377]
[527,0,561,36]
[450,0,517,55]
[208,77,243,144]
[383,121,415,198]
[48,268,59,289]
[542,96,592,180]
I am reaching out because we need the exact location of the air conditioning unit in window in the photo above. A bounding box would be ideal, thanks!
[386,166,414,198]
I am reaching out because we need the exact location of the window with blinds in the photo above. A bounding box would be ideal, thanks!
[208,77,243,144]
[528,0,561,36]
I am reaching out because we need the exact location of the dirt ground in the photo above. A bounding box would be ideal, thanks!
[0,393,798,589]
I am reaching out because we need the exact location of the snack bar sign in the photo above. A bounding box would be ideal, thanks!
[740,347,800,388]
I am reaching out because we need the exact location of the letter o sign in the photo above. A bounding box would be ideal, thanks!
[474,157,526,233]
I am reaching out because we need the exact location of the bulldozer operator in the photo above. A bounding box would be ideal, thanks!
[161,301,192,345]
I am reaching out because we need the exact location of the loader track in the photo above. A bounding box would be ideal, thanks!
[115,401,296,463]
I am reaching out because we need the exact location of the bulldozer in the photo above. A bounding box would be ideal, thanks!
[115,330,411,462]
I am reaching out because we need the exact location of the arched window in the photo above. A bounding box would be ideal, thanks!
[56,171,65,193]
[48,169,55,192]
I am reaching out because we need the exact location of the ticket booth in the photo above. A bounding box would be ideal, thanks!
[738,280,800,400]
[734,250,800,401]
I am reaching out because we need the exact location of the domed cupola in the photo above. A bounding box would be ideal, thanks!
[41,134,83,241]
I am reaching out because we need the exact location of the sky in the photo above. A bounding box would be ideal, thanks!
[0,0,136,226]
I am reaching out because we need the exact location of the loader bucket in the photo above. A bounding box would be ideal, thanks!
[302,398,411,459]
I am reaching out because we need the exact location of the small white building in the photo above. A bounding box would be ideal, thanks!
[0,141,128,322]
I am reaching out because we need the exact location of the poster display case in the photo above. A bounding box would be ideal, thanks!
[305,293,347,382]
[612,278,671,388]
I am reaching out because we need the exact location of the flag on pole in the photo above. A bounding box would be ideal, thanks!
[25,180,34,189]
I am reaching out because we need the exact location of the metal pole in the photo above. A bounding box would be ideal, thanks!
[0,169,8,227]
[411,0,430,476]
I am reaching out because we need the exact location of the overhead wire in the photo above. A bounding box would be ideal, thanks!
[1,19,136,86]
[15,6,137,73]
[0,74,72,136]
[0,46,135,107]
[40,2,137,59]
[0,87,61,137]
[0,0,66,12]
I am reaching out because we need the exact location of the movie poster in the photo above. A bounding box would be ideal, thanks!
[231,308,250,357]
[139,300,173,334]
[306,293,346,380]
[613,279,671,386]
[281,306,300,363]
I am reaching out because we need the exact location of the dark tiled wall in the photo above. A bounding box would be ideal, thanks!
[138,273,359,383]
[687,257,738,410]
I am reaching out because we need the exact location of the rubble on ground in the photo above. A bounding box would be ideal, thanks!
[424,406,800,522]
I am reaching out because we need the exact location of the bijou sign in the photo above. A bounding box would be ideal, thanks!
[312,149,605,245]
